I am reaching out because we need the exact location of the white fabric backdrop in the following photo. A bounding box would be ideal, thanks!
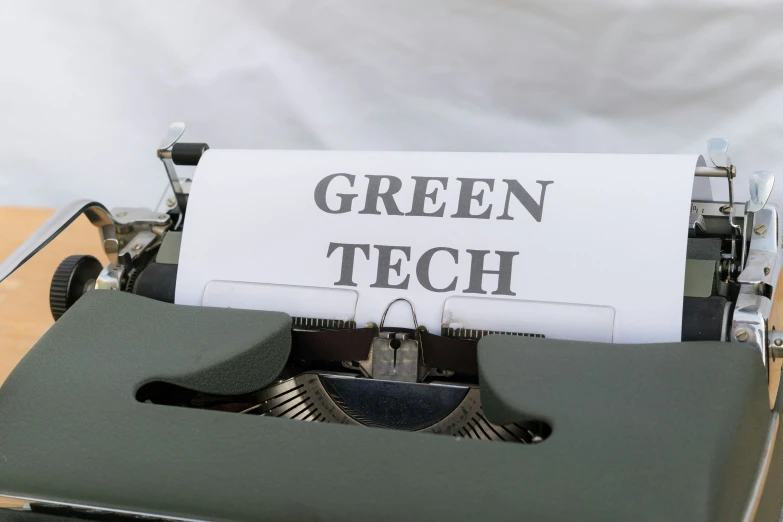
[1,0,782,209]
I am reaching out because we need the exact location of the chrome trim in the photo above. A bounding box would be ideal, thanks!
[0,200,118,284]
[689,212,706,233]
[95,263,124,291]
[110,207,170,227]
[738,207,779,286]
[732,293,772,368]
[742,411,779,522]
[770,330,783,361]
[0,495,207,522]
[691,200,744,218]
[119,230,158,262]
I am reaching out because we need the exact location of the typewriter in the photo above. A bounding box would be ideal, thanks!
[1,125,782,522]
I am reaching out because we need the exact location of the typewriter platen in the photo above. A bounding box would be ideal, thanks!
[1,126,783,521]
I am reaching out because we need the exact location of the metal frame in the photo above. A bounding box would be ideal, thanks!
[156,122,189,214]
[732,207,781,370]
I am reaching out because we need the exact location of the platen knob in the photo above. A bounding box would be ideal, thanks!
[49,254,103,321]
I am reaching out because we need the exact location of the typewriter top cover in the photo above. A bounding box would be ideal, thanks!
[1,126,783,522]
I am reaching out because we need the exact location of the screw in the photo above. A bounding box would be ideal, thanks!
[755,224,767,235]
[720,204,731,215]
[166,198,175,208]
[132,243,143,251]
[116,211,127,218]
[159,214,168,220]
[735,329,749,342]
[775,338,782,347]
[765,267,771,275]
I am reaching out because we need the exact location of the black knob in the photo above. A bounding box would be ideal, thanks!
[49,255,103,321]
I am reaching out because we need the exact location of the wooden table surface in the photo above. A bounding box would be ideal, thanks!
[0,207,106,385]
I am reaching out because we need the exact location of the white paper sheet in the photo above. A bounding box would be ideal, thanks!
[176,150,698,343]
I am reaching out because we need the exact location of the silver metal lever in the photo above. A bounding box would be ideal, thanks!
[741,170,775,270]
[707,137,742,266]
[706,137,730,169]
[737,207,779,286]
[769,330,783,361]
[0,200,119,285]
[156,122,188,214]
[707,137,740,231]
[748,170,775,213]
